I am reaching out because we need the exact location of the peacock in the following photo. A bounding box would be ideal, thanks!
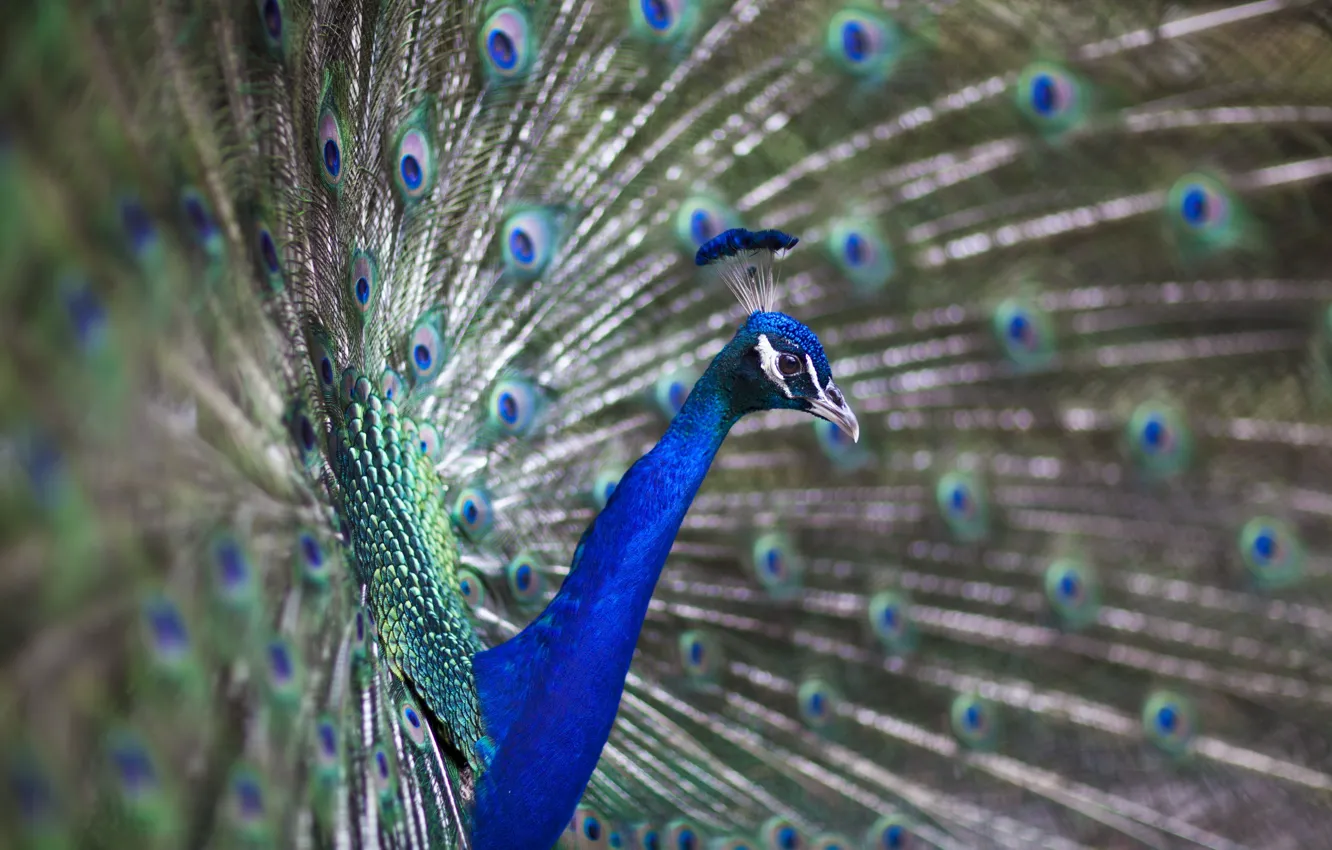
[4,0,1332,848]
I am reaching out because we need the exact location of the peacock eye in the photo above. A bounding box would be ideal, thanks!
[393,124,436,202]
[635,0,693,41]
[777,353,802,376]
[825,9,900,79]
[868,816,912,850]
[349,250,378,317]
[399,700,428,748]
[255,221,284,292]
[761,816,806,849]
[297,530,329,587]
[458,569,486,610]
[314,717,339,768]
[502,209,558,278]
[1015,63,1087,134]
[409,312,446,383]
[380,368,405,402]
[180,188,223,258]
[259,0,283,46]
[489,376,540,437]
[506,552,545,604]
[142,595,190,666]
[481,7,535,79]
[415,421,440,458]
[316,105,344,190]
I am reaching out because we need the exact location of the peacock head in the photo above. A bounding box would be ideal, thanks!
[698,228,859,442]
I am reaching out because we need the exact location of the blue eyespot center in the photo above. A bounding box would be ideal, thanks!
[269,642,293,681]
[217,540,248,587]
[515,563,532,590]
[678,830,696,850]
[950,485,969,512]
[147,599,189,644]
[1142,416,1165,450]
[765,549,782,576]
[1180,186,1208,225]
[827,421,846,445]
[414,343,432,370]
[842,21,869,63]
[880,606,898,629]
[1157,705,1177,732]
[376,750,389,779]
[883,825,904,848]
[111,742,156,793]
[844,232,866,266]
[262,0,282,39]
[356,276,370,303]
[461,579,473,597]
[488,30,517,70]
[689,210,715,245]
[64,285,106,349]
[1058,573,1079,599]
[584,816,601,840]
[643,0,672,31]
[464,500,479,524]
[964,704,982,729]
[1007,313,1031,343]
[499,392,519,424]
[1031,73,1057,114]
[184,196,212,237]
[400,154,423,191]
[299,416,316,450]
[1252,528,1277,562]
[405,707,421,728]
[120,200,155,254]
[644,831,661,850]
[260,230,280,273]
[320,357,334,385]
[301,534,323,567]
[235,776,264,818]
[318,723,337,757]
[147,601,189,651]
[779,826,798,849]
[323,139,341,178]
[509,229,535,264]
[668,382,686,411]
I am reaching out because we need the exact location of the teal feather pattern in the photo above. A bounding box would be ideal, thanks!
[5,1,1332,849]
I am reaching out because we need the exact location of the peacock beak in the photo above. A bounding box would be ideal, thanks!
[807,395,860,444]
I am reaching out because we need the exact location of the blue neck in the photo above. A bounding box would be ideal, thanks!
[470,360,738,850]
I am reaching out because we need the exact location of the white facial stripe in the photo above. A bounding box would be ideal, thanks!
[804,354,830,405]
[754,333,794,398]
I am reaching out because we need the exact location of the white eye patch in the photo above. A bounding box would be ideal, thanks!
[754,333,794,398]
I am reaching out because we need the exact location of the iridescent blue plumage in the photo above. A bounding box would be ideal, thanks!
[473,269,858,847]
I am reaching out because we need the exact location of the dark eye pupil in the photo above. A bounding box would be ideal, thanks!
[779,354,800,375]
